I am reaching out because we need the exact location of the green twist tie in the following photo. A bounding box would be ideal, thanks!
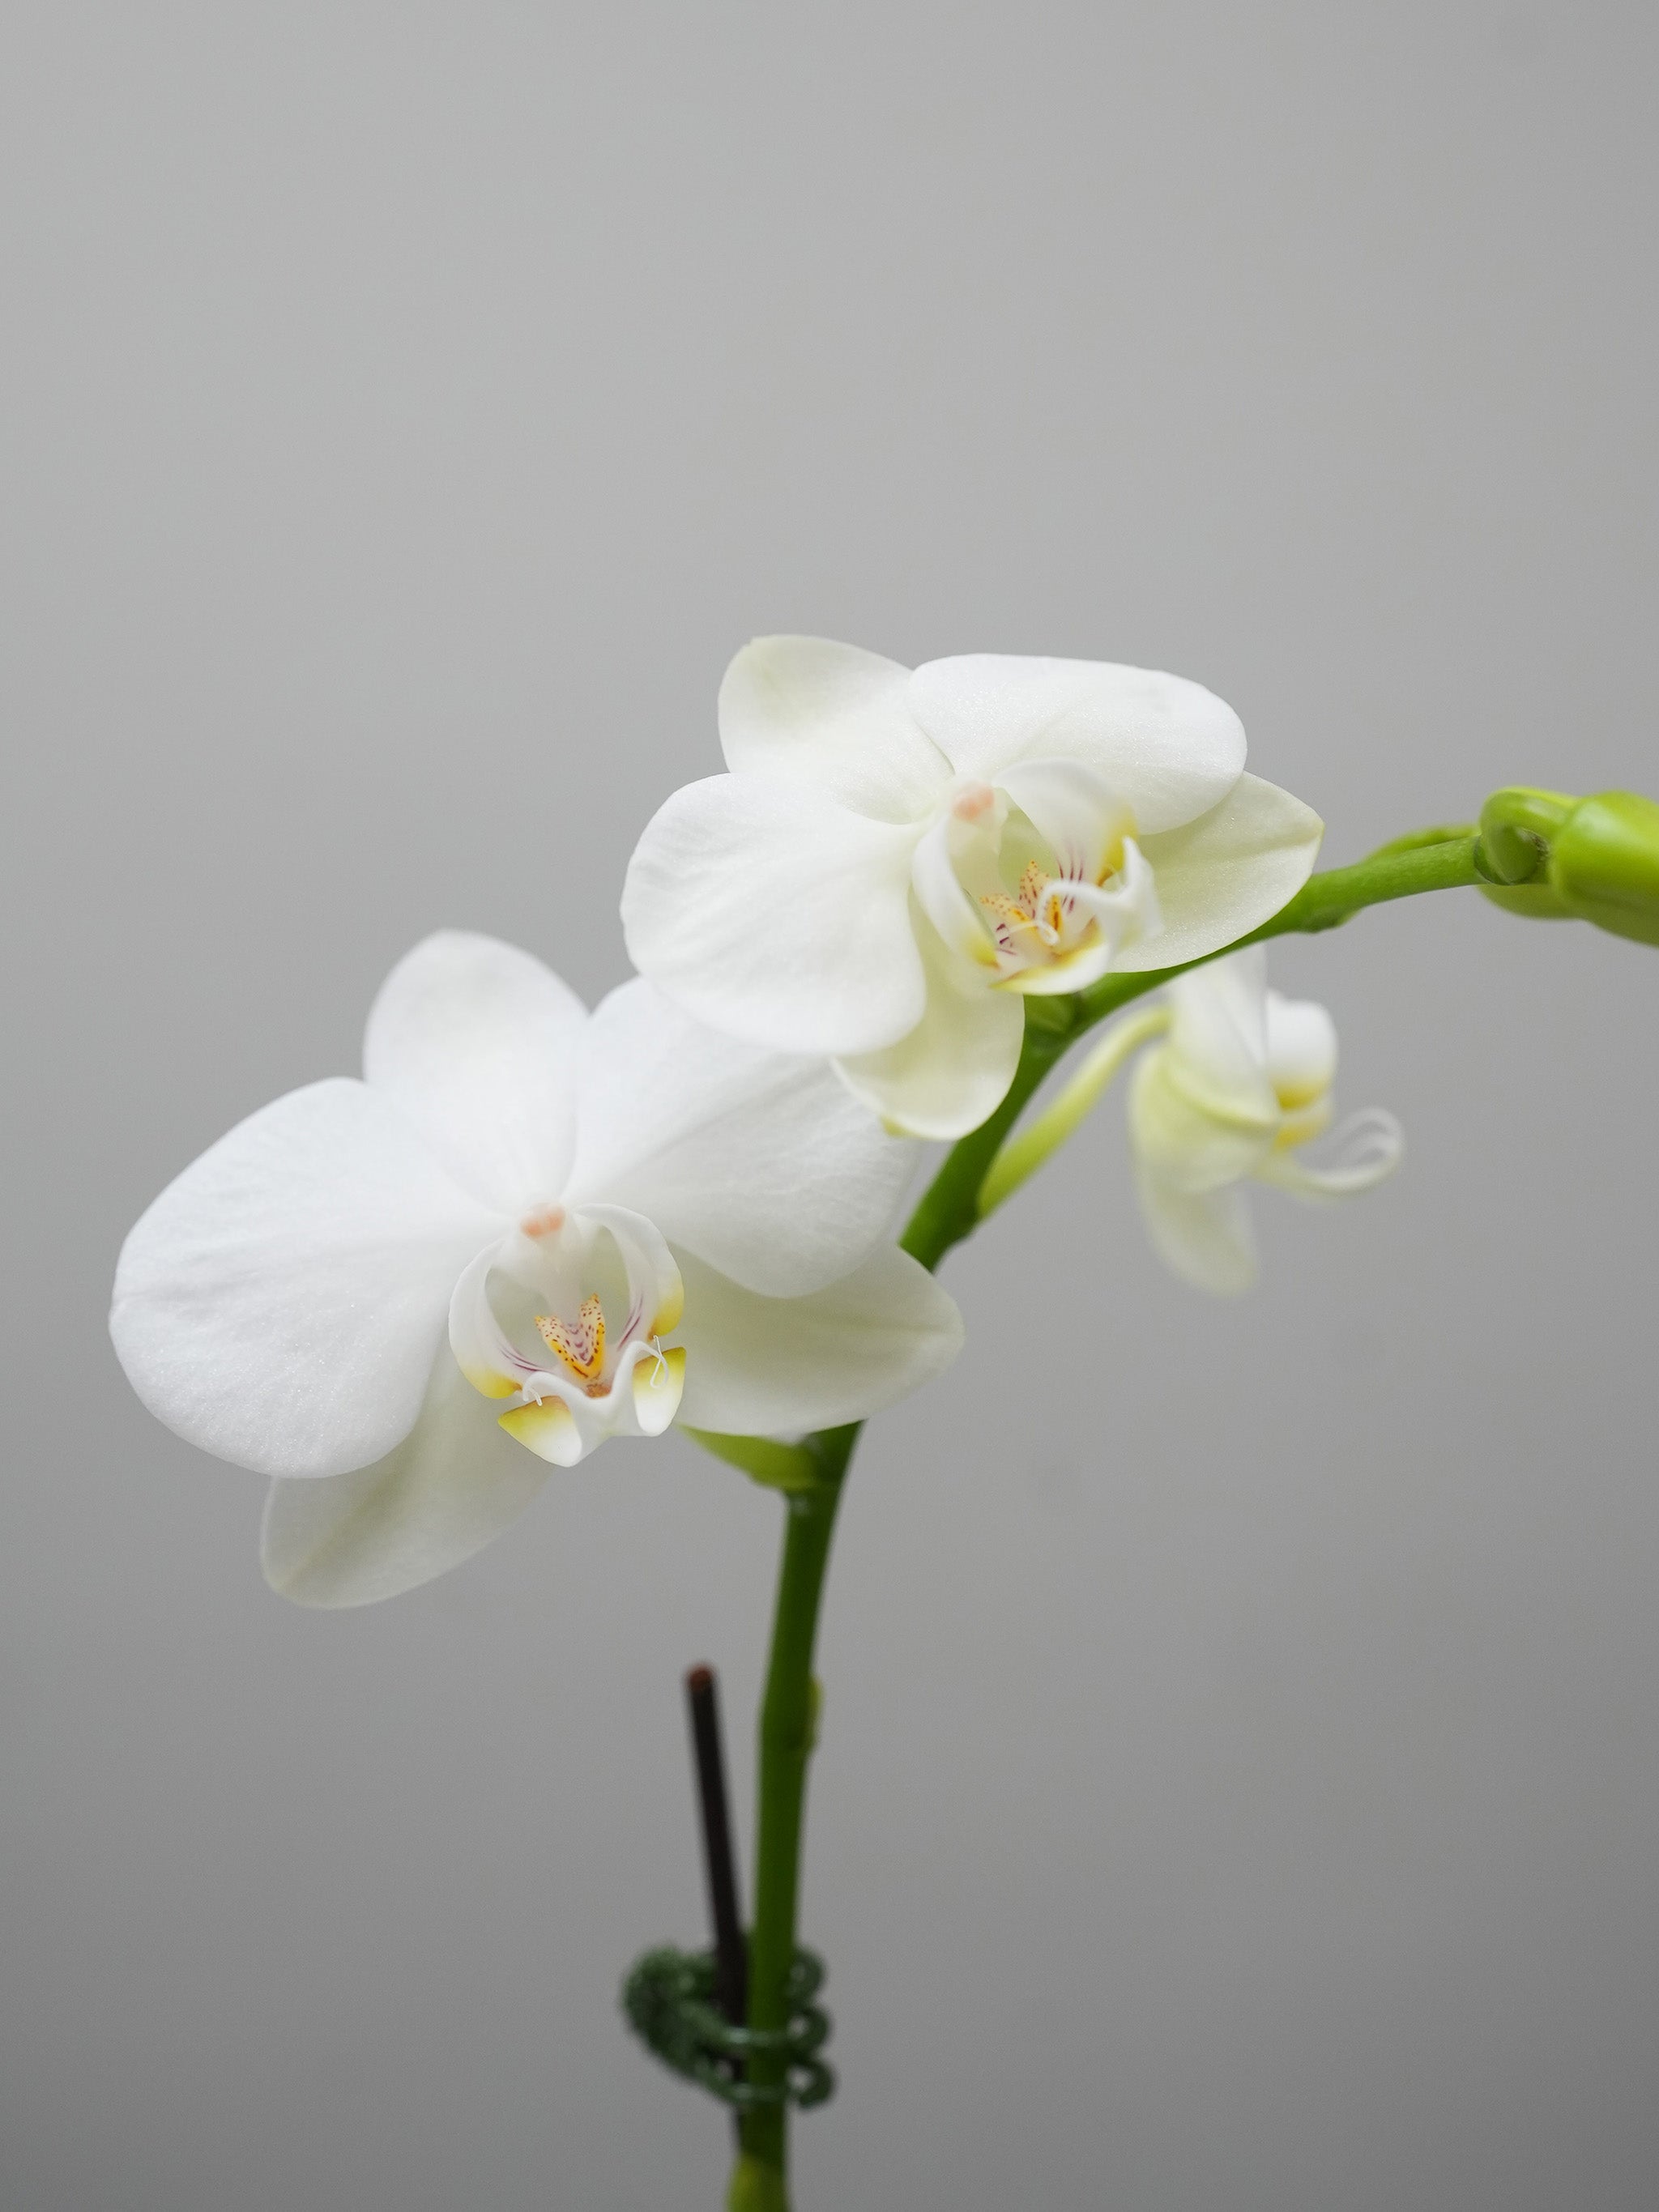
[622,1945,835,2111]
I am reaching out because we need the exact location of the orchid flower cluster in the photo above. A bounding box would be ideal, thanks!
[109,637,1659,2212]
[111,640,1361,1592]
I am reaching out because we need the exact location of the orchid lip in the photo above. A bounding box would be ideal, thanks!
[449,1200,687,1464]
[916,762,1162,991]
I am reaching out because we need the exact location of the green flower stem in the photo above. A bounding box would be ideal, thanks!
[1237,830,1486,946]
[724,826,1486,2210]
[977,1004,1171,1220]
[734,1425,859,2211]
[898,1008,1085,1272]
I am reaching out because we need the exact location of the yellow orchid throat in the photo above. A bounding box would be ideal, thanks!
[535,1294,608,1392]
[979,861,1078,953]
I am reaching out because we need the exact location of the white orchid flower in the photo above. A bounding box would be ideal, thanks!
[1128,947,1403,1293]
[110,932,962,1609]
[621,637,1324,1140]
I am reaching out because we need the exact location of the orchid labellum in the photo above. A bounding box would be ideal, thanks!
[111,932,962,1607]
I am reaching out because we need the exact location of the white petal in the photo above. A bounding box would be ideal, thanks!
[261,1347,549,1608]
[363,931,588,1213]
[621,774,926,1055]
[1257,1108,1405,1198]
[1265,991,1339,1109]
[719,635,949,823]
[911,811,1001,970]
[111,1081,503,1479]
[447,1238,553,1400]
[674,1246,964,1435]
[1112,775,1324,973]
[909,655,1246,834]
[575,1203,686,1336]
[1163,947,1275,1108]
[1128,1042,1277,1195]
[993,757,1137,885]
[566,979,916,1298]
[1135,1166,1260,1295]
[835,910,1026,1140]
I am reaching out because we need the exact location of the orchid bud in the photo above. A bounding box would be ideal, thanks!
[1550,791,1659,946]
[1477,786,1574,885]
[1478,787,1659,946]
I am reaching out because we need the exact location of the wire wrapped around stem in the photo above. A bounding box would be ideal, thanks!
[623,1945,834,2111]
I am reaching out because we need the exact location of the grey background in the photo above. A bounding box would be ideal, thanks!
[3,4,1657,2207]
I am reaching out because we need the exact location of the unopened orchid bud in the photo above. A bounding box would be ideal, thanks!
[1550,791,1659,946]
[1477,786,1575,884]
[1478,787,1659,945]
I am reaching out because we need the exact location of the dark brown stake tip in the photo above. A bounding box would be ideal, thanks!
[683,1660,747,2035]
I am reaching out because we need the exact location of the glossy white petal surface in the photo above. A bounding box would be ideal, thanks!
[261,1347,549,1608]
[719,635,949,823]
[1135,1168,1259,1295]
[1265,991,1339,1107]
[1112,775,1324,973]
[835,911,1026,1140]
[993,757,1138,885]
[363,931,588,1212]
[909,654,1247,834]
[568,979,915,1297]
[111,1080,503,1478]
[911,811,1001,971]
[674,1246,964,1435]
[621,774,926,1055]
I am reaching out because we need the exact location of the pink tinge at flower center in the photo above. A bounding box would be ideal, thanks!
[951,781,999,825]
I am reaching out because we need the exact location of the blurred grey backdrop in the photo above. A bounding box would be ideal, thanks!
[3,4,1657,2208]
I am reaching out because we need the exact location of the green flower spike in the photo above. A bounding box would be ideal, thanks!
[1478,787,1659,947]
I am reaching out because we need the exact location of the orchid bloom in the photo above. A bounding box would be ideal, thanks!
[621,637,1324,1140]
[110,933,962,1608]
[1128,947,1404,1294]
